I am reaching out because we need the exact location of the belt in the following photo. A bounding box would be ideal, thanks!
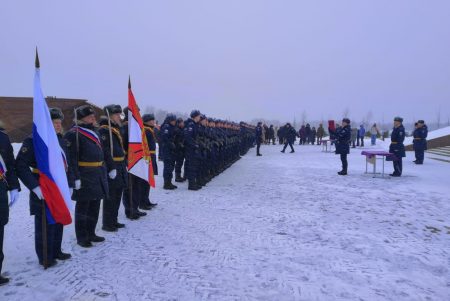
[391,142,398,144]
[149,151,156,154]
[32,168,39,174]
[113,157,125,162]
[414,138,422,140]
[78,161,103,167]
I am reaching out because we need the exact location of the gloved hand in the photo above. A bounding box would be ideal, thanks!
[109,169,117,179]
[8,189,19,207]
[69,188,73,196]
[32,186,44,199]
[75,180,81,190]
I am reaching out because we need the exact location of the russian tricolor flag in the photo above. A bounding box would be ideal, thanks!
[33,50,72,225]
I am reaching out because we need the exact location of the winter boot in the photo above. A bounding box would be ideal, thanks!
[175,173,184,183]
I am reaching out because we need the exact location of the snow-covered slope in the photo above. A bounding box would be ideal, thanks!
[404,126,450,146]
[2,144,449,300]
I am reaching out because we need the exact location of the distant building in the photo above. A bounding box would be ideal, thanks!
[0,96,103,142]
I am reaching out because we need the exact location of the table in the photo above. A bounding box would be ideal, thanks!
[361,150,397,178]
[321,139,336,152]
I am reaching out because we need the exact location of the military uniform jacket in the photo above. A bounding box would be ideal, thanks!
[0,129,20,225]
[160,122,177,159]
[389,125,406,158]
[285,127,297,143]
[335,125,351,155]
[413,126,428,151]
[16,134,74,215]
[255,126,263,143]
[184,118,200,154]
[144,126,159,175]
[174,126,185,155]
[99,124,128,189]
[64,124,109,201]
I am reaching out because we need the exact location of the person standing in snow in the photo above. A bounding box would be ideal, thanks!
[281,123,297,153]
[370,123,379,146]
[357,124,365,147]
[389,117,406,177]
[316,124,325,145]
[310,127,317,145]
[255,122,263,156]
[335,118,351,175]
[413,120,428,165]
[16,108,74,265]
[351,126,358,148]
[0,123,20,285]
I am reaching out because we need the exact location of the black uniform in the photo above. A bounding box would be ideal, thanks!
[255,125,263,156]
[16,134,74,264]
[0,129,20,276]
[389,124,406,176]
[140,125,158,208]
[98,122,127,230]
[335,124,351,174]
[281,125,296,153]
[160,121,177,185]
[184,118,200,189]
[413,124,428,164]
[64,124,109,245]
[174,125,185,181]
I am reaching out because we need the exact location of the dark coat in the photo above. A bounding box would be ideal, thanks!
[389,125,406,158]
[98,123,128,189]
[64,124,109,201]
[413,125,428,151]
[255,126,263,144]
[184,118,199,152]
[144,126,159,175]
[285,126,297,143]
[15,134,74,215]
[335,125,351,155]
[0,129,20,225]
[160,122,176,160]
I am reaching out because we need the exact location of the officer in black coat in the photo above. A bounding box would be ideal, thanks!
[16,108,73,267]
[98,105,127,232]
[174,118,186,183]
[64,105,109,248]
[184,110,202,190]
[141,114,158,210]
[335,118,351,175]
[160,114,178,190]
[281,123,296,153]
[0,125,20,285]
[255,122,263,156]
[389,117,406,177]
[413,120,428,164]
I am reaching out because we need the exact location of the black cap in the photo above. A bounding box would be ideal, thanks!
[342,118,350,124]
[49,107,64,120]
[394,116,403,122]
[176,117,184,123]
[418,120,425,124]
[142,114,155,123]
[165,113,177,122]
[76,105,95,120]
[190,110,201,118]
[98,115,109,126]
[103,104,122,115]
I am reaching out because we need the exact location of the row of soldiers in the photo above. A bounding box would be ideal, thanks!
[0,106,256,284]
[158,110,255,191]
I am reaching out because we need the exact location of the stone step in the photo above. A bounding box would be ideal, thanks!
[426,150,450,157]
[429,157,450,163]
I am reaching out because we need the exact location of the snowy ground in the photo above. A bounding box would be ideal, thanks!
[2,140,449,301]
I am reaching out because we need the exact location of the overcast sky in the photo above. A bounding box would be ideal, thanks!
[1,0,449,124]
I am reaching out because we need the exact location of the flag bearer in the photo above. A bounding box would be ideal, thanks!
[16,108,72,267]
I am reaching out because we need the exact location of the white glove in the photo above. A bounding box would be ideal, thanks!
[32,186,44,199]
[70,188,73,196]
[108,169,117,179]
[75,180,81,190]
[8,189,19,207]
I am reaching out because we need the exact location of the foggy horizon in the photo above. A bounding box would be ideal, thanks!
[1,1,450,125]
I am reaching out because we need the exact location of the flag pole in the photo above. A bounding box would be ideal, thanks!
[105,109,114,159]
[128,76,133,216]
[36,48,48,269]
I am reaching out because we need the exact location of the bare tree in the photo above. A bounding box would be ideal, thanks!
[436,106,441,129]
[342,107,350,118]
[301,110,307,125]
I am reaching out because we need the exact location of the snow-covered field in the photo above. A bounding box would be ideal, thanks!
[2,140,449,301]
